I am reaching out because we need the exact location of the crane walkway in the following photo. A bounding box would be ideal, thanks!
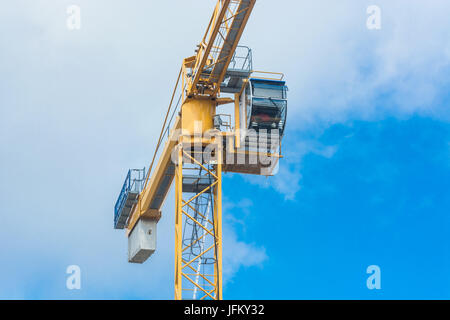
[207,0,255,87]
[114,169,146,229]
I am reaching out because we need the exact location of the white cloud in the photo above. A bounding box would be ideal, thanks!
[245,0,450,129]
[244,140,338,200]
[220,198,268,283]
[239,0,450,200]
[222,220,267,284]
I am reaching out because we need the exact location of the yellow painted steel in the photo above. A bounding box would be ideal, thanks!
[174,146,183,300]
[185,0,257,98]
[174,141,223,300]
[181,99,216,135]
[214,140,223,300]
[234,93,241,149]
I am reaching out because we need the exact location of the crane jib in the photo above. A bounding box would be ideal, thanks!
[188,0,256,97]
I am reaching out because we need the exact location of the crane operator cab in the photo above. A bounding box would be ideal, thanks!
[243,78,287,136]
[224,77,287,176]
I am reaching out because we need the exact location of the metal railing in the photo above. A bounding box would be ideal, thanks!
[114,168,146,226]
[214,114,233,132]
[228,46,253,72]
[250,70,285,81]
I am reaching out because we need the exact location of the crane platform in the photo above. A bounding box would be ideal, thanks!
[114,169,146,229]
[182,174,214,194]
[214,46,253,94]
[223,134,281,176]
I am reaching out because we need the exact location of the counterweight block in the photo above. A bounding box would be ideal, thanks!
[128,218,158,264]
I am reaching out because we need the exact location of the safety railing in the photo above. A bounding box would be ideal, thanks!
[228,46,253,72]
[250,71,285,81]
[214,114,233,132]
[114,168,146,227]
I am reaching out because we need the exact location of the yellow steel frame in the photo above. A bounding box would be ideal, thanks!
[175,140,223,300]
[186,0,256,97]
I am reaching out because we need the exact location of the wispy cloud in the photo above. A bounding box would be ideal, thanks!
[221,199,267,284]
[248,1,450,130]
[241,1,450,200]
[222,220,267,284]
[243,141,338,200]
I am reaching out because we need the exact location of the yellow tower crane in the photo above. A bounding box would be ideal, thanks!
[114,0,288,300]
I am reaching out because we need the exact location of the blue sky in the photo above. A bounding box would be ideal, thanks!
[0,1,449,299]
[225,117,450,299]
